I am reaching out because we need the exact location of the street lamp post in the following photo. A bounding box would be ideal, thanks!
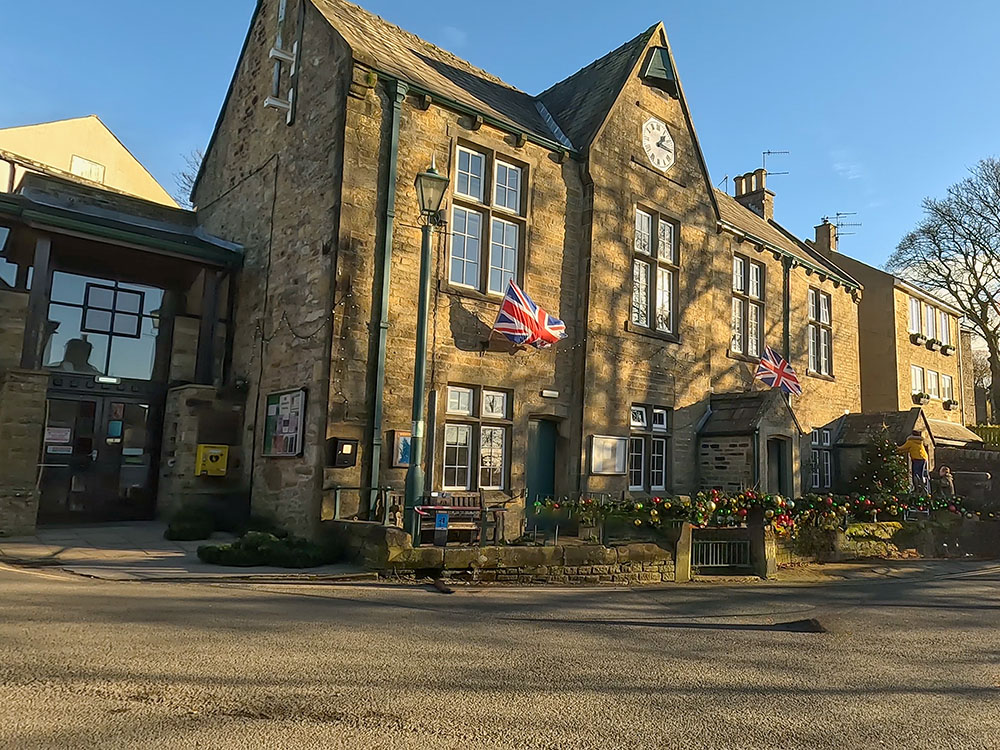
[405,158,449,539]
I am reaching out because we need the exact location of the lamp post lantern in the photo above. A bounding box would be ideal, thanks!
[405,157,449,538]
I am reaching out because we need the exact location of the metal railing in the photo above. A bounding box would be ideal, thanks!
[692,539,751,568]
[969,425,1000,447]
[330,486,401,526]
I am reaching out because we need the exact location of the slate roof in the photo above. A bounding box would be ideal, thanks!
[699,390,798,437]
[926,419,984,448]
[835,409,924,447]
[714,189,861,289]
[1,173,241,266]
[310,0,569,148]
[537,25,658,150]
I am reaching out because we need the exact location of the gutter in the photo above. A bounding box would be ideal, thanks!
[0,197,242,268]
[367,67,577,157]
[719,219,861,293]
[368,77,408,499]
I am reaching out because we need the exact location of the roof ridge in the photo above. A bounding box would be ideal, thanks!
[538,23,659,98]
[316,0,527,93]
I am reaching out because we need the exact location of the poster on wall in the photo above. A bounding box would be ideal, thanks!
[262,388,307,457]
[391,430,411,467]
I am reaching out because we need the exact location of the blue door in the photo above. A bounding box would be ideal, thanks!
[526,418,557,503]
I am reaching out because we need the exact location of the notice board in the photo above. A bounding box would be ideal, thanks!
[263,388,306,457]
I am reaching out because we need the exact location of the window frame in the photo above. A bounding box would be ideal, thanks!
[630,206,680,337]
[455,145,486,202]
[911,365,925,395]
[924,302,937,340]
[939,310,951,345]
[926,369,940,399]
[441,384,512,492]
[908,296,922,334]
[808,288,834,376]
[810,428,833,490]
[941,373,955,402]
[627,403,672,493]
[731,254,765,357]
[448,143,528,297]
[493,159,522,214]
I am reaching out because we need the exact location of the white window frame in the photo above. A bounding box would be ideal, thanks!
[808,288,833,376]
[924,303,937,340]
[591,435,627,475]
[488,217,518,295]
[478,425,506,490]
[628,436,645,491]
[455,145,485,202]
[632,208,679,334]
[443,423,473,490]
[449,206,482,289]
[942,374,955,402]
[926,370,940,399]
[446,386,474,415]
[810,429,833,489]
[630,405,648,429]
[733,255,764,357]
[909,296,921,333]
[911,365,925,394]
[481,390,507,419]
[651,408,668,432]
[493,160,521,213]
[650,437,667,491]
[939,311,951,345]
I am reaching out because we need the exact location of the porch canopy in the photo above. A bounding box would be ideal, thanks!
[0,173,241,383]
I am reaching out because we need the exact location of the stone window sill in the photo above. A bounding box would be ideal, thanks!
[726,349,760,365]
[437,280,503,307]
[624,320,680,344]
[806,369,835,382]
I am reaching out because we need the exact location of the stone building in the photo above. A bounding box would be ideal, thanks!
[190,0,864,539]
[810,229,973,424]
[0,115,178,206]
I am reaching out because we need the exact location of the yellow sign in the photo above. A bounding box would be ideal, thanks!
[195,444,229,476]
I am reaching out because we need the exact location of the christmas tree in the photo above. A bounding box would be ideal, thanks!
[851,426,912,496]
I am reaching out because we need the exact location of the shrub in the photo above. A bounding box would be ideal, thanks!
[164,504,215,541]
[197,531,340,568]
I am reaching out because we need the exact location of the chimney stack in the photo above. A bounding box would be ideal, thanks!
[813,219,837,254]
[733,168,774,221]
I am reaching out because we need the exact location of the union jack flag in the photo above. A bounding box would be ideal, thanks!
[492,279,567,349]
[755,345,802,396]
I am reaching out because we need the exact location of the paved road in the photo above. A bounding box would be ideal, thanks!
[1,563,999,749]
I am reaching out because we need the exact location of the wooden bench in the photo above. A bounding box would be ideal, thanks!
[414,491,510,545]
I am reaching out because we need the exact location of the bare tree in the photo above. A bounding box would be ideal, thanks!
[972,348,991,390]
[173,148,204,209]
[887,157,1000,418]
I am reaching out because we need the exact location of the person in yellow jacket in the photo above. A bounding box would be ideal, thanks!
[897,430,930,493]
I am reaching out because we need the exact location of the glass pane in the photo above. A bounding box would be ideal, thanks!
[656,267,672,332]
[51,271,106,305]
[106,318,158,380]
[0,255,15,288]
[631,260,649,326]
[634,210,652,255]
[733,256,745,292]
[116,290,142,314]
[749,263,762,299]
[112,313,140,337]
[45,305,109,375]
[86,285,115,310]
[84,309,112,333]
[657,220,673,263]
[731,298,744,353]
[489,218,518,294]
[747,302,761,357]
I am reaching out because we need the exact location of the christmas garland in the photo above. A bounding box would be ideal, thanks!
[530,488,992,531]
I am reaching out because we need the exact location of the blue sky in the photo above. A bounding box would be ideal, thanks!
[3,1,998,267]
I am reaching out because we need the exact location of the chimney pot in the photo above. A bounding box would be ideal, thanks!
[733,174,746,195]
[733,169,774,221]
[814,219,837,254]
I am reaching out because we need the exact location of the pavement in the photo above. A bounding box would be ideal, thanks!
[0,522,374,582]
[1,561,998,749]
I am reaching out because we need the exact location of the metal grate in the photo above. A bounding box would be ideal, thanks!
[692,539,751,568]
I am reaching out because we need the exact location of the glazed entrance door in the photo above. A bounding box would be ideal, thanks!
[38,396,156,523]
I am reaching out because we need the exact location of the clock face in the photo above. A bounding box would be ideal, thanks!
[642,117,675,172]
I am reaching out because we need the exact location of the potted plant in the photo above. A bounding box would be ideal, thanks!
[941,344,956,356]
[910,332,927,345]
[913,392,931,405]
[944,398,959,410]
[926,338,941,351]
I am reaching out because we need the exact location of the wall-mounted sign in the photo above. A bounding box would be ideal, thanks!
[263,388,306,457]
[391,430,411,467]
[590,435,627,475]
[45,427,72,444]
[330,438,359,468]
[196,444,230,476]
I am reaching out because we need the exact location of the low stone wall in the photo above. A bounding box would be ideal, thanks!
[390,541,678,584]
[0,488,40,537]
[321,519,687,584]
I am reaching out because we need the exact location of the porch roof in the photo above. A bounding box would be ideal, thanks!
[0,173,241,268]
[926,419,984,448]
[699,390,803,437]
